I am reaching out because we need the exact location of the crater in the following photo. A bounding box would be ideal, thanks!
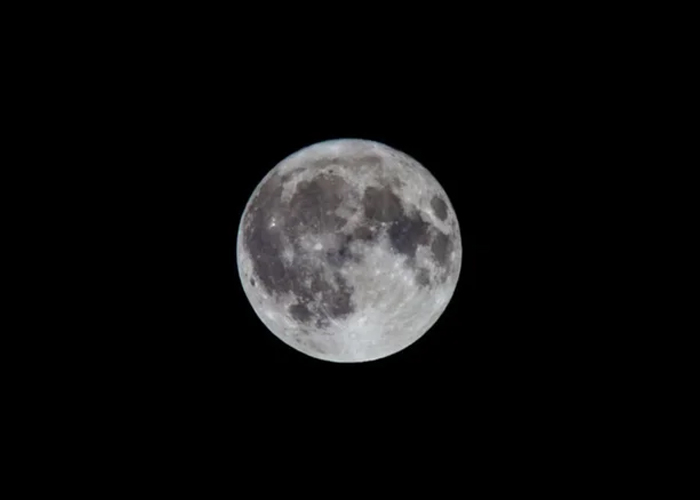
[430,195,448,221]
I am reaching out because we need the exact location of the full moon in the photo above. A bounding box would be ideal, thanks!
[237,139,461,362]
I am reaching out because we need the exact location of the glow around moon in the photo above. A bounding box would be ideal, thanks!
[237,139,461,362]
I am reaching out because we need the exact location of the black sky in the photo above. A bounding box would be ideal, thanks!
[127,58,593,415]
[81,11,623,467]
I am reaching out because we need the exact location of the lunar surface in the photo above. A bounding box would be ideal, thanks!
[237,139,461,362]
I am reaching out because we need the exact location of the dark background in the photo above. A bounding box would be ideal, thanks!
[44,7,645,475]
[121,43,602,430]
[13,4,673,489]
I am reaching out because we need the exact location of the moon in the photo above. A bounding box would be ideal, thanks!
[237,138,461,362]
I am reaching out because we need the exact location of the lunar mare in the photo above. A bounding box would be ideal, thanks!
[237,139,461,362]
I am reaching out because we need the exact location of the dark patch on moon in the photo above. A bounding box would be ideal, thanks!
[388,212,431,259]
[325,248,350,268]
[431,231,452,268]
[246,236,287,294]
[289,303,313,323]
[311,273,355,329]
[286,267,318,305]
[415,267,430,287]
[243,174,288,294]
[287,173,348,234]
[363,185,403,223]
[305,272,327,297]
[430,195,448,221]
[362,184,436,262]
[243,171,357,326]
[250,278,256,287]
[326,272,355,317]
[353,223,378,242]
[325,234,355,268]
